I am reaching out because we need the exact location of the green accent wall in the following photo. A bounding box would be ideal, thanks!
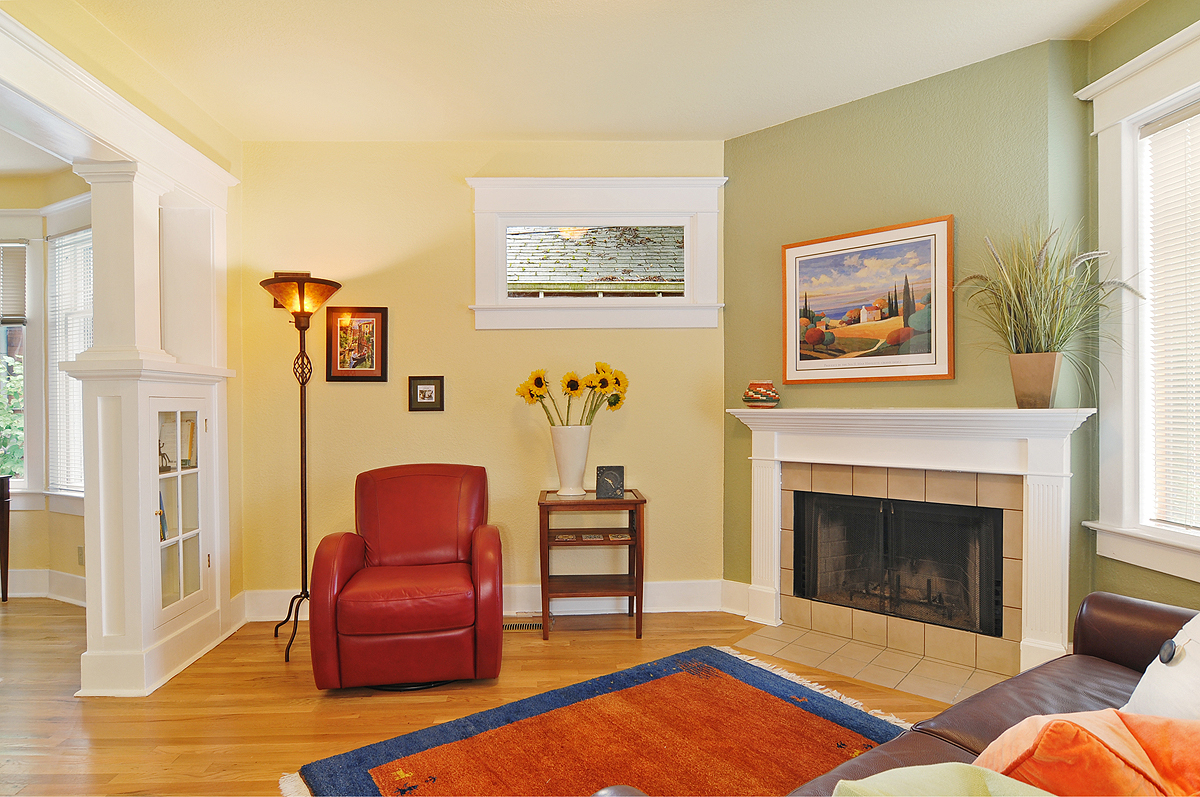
[1089,0,1200,81]
[722,42,1094,609]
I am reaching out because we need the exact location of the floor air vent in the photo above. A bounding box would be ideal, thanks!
[502,620,544,631]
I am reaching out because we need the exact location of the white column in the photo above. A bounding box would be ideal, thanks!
[73,160,175,363]
[746,457,782,626]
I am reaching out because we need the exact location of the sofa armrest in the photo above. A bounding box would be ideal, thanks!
[310,531,366,689]
[472,524,503,679]
[1073,591,1198,674]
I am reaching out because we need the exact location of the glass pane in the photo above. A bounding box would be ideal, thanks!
[159,477,179,541]
[0,325,25,479]
[182,534,200,598]
[161,541,180,608]
[180,411,199,469]
[181,471,199,533]
[506,225,685,297]
[158,411,178,474]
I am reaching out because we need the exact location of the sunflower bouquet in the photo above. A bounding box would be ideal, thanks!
[517,362,628,426]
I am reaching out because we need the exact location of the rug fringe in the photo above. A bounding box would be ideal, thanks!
[715,645,913,729]
[279,771,313,797]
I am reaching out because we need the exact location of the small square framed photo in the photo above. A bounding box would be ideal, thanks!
[408,376,445,411]
[326,307,388,382]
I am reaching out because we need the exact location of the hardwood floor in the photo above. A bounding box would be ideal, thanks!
[0,598,947,796]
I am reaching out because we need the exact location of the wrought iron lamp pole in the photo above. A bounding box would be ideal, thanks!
[260,273,341,662]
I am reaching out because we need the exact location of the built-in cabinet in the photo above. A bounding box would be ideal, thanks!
[156,405,204,618]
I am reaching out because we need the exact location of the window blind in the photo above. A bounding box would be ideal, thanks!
[48,228,92,492]
[1143,109,1200,530]
[0,243,26,325]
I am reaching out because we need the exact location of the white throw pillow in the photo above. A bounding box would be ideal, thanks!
[1120,612,1200,719]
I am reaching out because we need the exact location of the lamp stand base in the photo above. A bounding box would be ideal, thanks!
[274,590,309,662]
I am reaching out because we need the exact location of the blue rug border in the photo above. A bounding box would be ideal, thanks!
[299,645,904,797]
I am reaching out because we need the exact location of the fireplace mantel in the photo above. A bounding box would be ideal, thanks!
[728,407,1095,671]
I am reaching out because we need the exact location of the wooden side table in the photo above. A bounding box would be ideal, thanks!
[538,489,646,639]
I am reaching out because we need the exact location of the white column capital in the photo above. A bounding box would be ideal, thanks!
[74,159,174,195]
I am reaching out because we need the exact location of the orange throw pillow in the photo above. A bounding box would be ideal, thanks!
[973,708,1200,796]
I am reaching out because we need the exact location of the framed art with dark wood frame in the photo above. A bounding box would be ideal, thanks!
[325,306,388,382]
[408,376,444,411]
[782,216,954,384]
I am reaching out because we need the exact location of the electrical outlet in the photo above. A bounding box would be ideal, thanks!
[77,546,85,566]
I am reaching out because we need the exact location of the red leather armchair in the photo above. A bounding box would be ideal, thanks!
[309,464,503,689]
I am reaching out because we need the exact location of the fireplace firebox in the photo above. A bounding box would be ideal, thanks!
[794,491,1004,637]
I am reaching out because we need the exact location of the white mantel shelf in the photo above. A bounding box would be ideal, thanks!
[728,406,1096,672]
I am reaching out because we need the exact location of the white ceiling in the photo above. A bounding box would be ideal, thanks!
[2,0,1147,174]
[72,0,1145,141]
[0,127,70,175]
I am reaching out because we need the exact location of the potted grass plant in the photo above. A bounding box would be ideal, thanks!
[956,226,1139,408]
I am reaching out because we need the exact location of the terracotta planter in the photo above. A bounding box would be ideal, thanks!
[550,425,591,496]
[1009,352,1062,409]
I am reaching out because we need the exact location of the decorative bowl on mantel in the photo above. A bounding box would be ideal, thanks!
[742,380,781,409]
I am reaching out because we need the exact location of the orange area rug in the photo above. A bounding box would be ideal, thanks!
[290,646,908,797]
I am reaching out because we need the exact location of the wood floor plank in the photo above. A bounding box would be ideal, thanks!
[0,598,947,795]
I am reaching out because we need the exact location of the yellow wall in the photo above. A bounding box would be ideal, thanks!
[0,170,87,209]
[8,510,49,570]
[236,140,726,592]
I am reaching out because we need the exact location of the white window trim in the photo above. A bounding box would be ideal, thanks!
[466,177,726,329]
[1077,18,1200,583]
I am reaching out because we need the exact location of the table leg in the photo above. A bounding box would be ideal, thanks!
[539,507,551,640]
[635,503,645,638]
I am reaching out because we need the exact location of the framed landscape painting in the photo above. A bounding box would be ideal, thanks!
[782,216,954,384]
[326,306,388,382]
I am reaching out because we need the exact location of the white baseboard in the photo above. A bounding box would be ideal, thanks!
[243,589,310,622]
[5,569,86,606]
[721,579,750,616]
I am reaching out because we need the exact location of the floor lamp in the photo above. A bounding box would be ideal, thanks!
[260,272,341,662]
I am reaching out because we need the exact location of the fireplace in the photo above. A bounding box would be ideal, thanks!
[795,491,1003,637]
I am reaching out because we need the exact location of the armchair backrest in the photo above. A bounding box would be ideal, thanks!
[355,464,488,567]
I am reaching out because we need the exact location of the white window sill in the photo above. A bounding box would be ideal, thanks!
[47,491,84,516]
[470,302,723,330]
[1086,520,1200,584]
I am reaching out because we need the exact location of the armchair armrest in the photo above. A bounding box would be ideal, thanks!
[310,531,366,689]
[472,524,503,679]
[1073,591,1198,673]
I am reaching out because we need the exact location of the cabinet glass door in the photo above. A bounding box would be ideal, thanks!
[158,410,201,610]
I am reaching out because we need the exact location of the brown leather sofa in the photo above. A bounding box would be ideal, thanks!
[791,591,1199,795]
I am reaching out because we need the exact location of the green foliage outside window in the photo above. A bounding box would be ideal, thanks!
[0,354,24,478]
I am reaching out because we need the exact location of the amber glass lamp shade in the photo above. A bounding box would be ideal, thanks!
[260,275,342,317]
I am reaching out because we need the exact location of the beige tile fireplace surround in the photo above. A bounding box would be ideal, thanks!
[729,407,1095,674]
[780,462,1024,676]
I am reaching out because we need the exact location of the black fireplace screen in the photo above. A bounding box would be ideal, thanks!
[794,491,1003,637]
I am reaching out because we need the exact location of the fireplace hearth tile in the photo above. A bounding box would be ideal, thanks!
[1003,510,1023,559]
[1003,608,1021,642]
[978,473,1023,510]
[897,673,961,704]
[812,463,853,495]
[852,466,888,498]
[976,635,1020,676]
[775,643,833,669]
[780,595,811,628]
[873,648,920,673]
[887,468,926,501]
[782,462,812,492]
[752,623,807,645]
[781,491,795,531]
[1003,559,1022,608]
[887,616,925,656]
[820,653,869,679]
[925,624,976,668]
[910,657,973,688]
[858,663,907,689]
[792,630,847,654]
[781,529,794,564]
[925,470,977,506]
[780,567,794,596]
[811,601,853,637]
[852,609,888,647]
[838,640,885,663]
[963,668,1007,693]
[736,633,791,657]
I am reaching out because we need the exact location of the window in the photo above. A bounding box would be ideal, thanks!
[1079,20,1200,581]
[48,228,92,493]
[0,243,26,479]
[467,177,726,329]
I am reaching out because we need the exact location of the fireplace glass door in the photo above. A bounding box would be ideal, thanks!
[795,492,1003,637]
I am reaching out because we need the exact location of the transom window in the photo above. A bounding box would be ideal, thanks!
[506,225,685,298]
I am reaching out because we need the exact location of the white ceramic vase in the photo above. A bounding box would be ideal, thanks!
[550,424,592,496]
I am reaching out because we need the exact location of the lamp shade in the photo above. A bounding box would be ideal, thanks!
[260,275,342,316]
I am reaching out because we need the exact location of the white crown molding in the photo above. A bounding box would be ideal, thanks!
[0,10,237,209]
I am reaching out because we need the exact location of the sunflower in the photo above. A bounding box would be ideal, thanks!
[515,381,538,405]
[528,369,550,397]
[594,361,612,374]
[561,371,584,397]
[606,392,625,411]
[611,369,629,394]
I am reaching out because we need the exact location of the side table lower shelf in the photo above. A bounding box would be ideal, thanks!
[547,573,637,598]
